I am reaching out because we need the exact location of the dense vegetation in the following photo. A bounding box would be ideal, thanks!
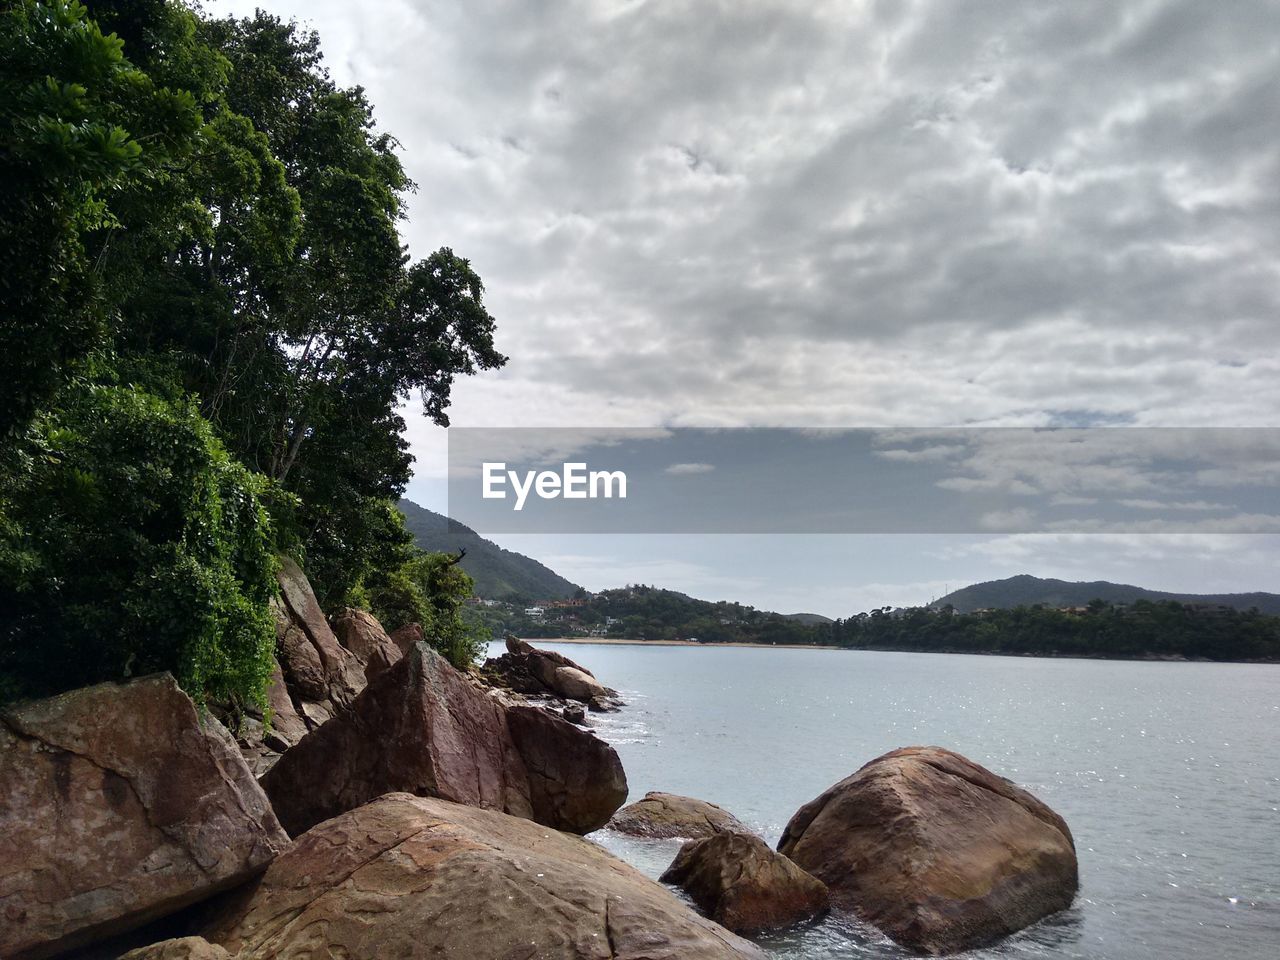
[829,601,1280,661]
[932,574,1280,616]
[482,584,1280,662]
[1,0,502,705]
[398,500,581,601]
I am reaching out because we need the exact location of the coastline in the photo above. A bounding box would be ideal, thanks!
[523,637,840,650]
[519,637,1280,664]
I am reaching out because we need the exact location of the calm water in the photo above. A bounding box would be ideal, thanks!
[501,642,1280,959]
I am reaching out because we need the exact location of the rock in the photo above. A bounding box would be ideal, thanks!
[274,557,365,707]
[506,704,628,834]
[483,635,616,704]
[563,703,587,724]
[778,746,1079,955]
[0,675,289,960]
[610,792,751,839]
[261,660,309,750]
[588,693,623,712]
[204,793,765,960]
[661,832,829,934]
[260,643,627,837]
[120,937,232,960]
[331,607,403,682]
[388,621,424,655]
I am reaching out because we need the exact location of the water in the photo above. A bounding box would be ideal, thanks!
[498,642,1280,959]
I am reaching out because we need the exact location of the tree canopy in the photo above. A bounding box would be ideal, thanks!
[1,0,505,705]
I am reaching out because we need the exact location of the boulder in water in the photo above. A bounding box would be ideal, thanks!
[661,831,829,934]
[778,746,1078,955]
[610,791,751,839]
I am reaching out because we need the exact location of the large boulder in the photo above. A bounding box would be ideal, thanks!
[778,746,1078,955]
[274,557,365,708]
[204,793,765,960]
[0,676,290,960]
[610,791,751,839]
[331,607,403,682]
[260,643,627,837]
[661,832,829,934]
[506,704,628,833]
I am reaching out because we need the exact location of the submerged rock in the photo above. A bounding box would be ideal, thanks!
[778,745,1078,955]
[0,675,289,960]
[610,791,751,839]
[204,793,765,960]
[260,643,627,837]
[661,831,829,934]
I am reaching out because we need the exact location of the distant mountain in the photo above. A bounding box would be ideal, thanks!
[397,500,581,601]
[931,574,1280,615]
[783,612,835,625]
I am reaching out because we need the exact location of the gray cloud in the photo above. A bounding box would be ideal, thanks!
[220,0,1280,433]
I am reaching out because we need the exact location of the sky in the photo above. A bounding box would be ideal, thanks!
[218,0,1280,615]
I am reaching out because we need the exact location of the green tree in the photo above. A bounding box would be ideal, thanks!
[0,385,277,705]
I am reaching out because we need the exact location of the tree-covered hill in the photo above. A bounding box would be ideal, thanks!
[931,575,1280,615]
[398,500,580,601]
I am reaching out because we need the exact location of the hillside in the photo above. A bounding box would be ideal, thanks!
[931,575,1280,615]
[397,500,581,601]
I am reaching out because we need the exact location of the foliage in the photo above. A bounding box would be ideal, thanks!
[360,546,490,669]
[0,0,204,436]
[0,1,504,704]
[0,385,277,705]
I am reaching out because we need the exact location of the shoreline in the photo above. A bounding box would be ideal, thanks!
[517,637,1280,664]
[523,637,840,650]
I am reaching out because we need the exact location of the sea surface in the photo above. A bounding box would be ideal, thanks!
[495,642,1280,960]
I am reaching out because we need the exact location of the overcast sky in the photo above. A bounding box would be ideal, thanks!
[220,1,1280,613]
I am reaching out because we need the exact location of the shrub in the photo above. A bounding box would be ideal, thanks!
[0,384,277,707]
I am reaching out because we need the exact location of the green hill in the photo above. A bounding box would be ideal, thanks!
[931,574,1280,615]
[397,500,581,601]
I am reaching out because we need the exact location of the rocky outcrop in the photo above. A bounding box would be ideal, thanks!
[274,557,365,709]
[506,704,628,833]
[331,607,403,682]
[0,676,289,960]
[778,746,1078,955]
[204,793,765,960]
[610,792,751,839]
[388,621,424,655]
[120,938,232,960]
[483,635,622,707]
[661,832,829,934]
[260,643,627,837]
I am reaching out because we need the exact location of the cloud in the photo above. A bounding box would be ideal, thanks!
[664,462,715,475]
[217,0,1280,435]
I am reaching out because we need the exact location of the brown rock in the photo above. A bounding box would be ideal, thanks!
[610,792,751,839]
[485,635,612,703]
[120,937,232,960]
[331,607,403,682]
[778,746,1079,955]
[0,675,289,960]
[204,793,765,960]
[274,557,364,707]
[388,621,424,655]
[260,643,627,837]
[661,832,829,934]
[506,704,628,834]
[261,660,308,751]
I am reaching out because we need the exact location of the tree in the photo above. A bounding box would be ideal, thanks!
[0,385,277,705]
